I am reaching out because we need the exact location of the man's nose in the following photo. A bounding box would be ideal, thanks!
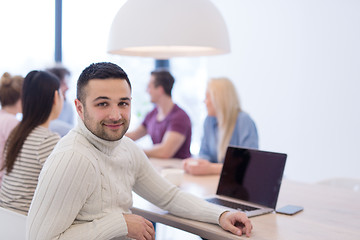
[109,107,122,120]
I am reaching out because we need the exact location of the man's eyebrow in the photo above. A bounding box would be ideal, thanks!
[93,96,110,102]
[92,96,131,102]
[120,97,131,101]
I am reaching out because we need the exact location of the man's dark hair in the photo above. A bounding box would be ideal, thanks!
[46,66,70,83]
[77,62,131,102]
[150,70,175,97]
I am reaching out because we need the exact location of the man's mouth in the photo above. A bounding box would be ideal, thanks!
[103,122,123,130]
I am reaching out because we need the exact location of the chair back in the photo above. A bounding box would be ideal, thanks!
[0,207,27,239]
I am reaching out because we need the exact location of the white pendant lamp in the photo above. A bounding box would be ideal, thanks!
[107,0,230,59]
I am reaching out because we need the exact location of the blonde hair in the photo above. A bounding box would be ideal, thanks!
[207,77,241,162]
[0,72,24,107]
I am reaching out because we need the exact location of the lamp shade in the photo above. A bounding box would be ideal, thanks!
[107,0,230,59]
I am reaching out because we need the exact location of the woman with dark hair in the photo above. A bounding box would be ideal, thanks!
[0,70,63,215]
[0,72,24,184]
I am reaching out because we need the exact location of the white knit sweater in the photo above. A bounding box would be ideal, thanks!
[26,119,226,240]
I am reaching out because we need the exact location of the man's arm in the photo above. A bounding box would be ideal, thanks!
[125,125,147,141]
[27,152,128,240]
[143,131,186,159]
[132,147,252,237]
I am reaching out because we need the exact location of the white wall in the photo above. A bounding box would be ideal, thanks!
[209,0,360,183]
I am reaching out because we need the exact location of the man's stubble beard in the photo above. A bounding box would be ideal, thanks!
[83,109,130,141]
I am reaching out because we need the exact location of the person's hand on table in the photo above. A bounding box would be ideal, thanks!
[123,214,155,240]
[183,158,222,175]
[219,211,253,237]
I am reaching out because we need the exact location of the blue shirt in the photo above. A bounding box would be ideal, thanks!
[50,100,75,137]
[58,100,74,126]
[199,111,259,163]
[49,119,73,137]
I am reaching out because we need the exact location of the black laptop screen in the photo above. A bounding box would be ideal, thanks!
[217,146,287,209]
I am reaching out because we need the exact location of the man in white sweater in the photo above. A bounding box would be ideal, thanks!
[26,62,252,240]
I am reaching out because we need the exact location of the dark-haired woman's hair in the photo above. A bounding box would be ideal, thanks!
[1,71,60,174]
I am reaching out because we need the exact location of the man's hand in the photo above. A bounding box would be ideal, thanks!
[123,214,155,240]
[219,211,253,237]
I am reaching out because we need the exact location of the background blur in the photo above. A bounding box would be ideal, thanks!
[1,0,359,183]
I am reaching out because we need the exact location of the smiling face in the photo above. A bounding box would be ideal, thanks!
[75,78,131,141]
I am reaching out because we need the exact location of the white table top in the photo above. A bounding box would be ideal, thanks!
[131,158,360,240]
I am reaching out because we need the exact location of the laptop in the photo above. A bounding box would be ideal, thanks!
[206,146,287,217]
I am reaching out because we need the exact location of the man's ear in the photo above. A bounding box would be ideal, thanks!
[158,85,165,95]
[74,99,85,121]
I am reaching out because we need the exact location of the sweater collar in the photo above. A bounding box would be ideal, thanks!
[76,117,122,155]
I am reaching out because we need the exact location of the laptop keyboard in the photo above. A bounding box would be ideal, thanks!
[206,197,259,211]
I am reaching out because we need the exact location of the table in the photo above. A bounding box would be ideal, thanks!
[131,159,360,240]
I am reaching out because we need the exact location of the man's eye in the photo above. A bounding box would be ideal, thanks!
[97,102,108,107]
[119,102,129,106]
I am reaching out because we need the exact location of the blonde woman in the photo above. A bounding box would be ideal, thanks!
[0,72,24,185]
[183,77,258,175]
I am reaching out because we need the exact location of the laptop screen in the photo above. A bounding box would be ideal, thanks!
[217,146,287,209]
